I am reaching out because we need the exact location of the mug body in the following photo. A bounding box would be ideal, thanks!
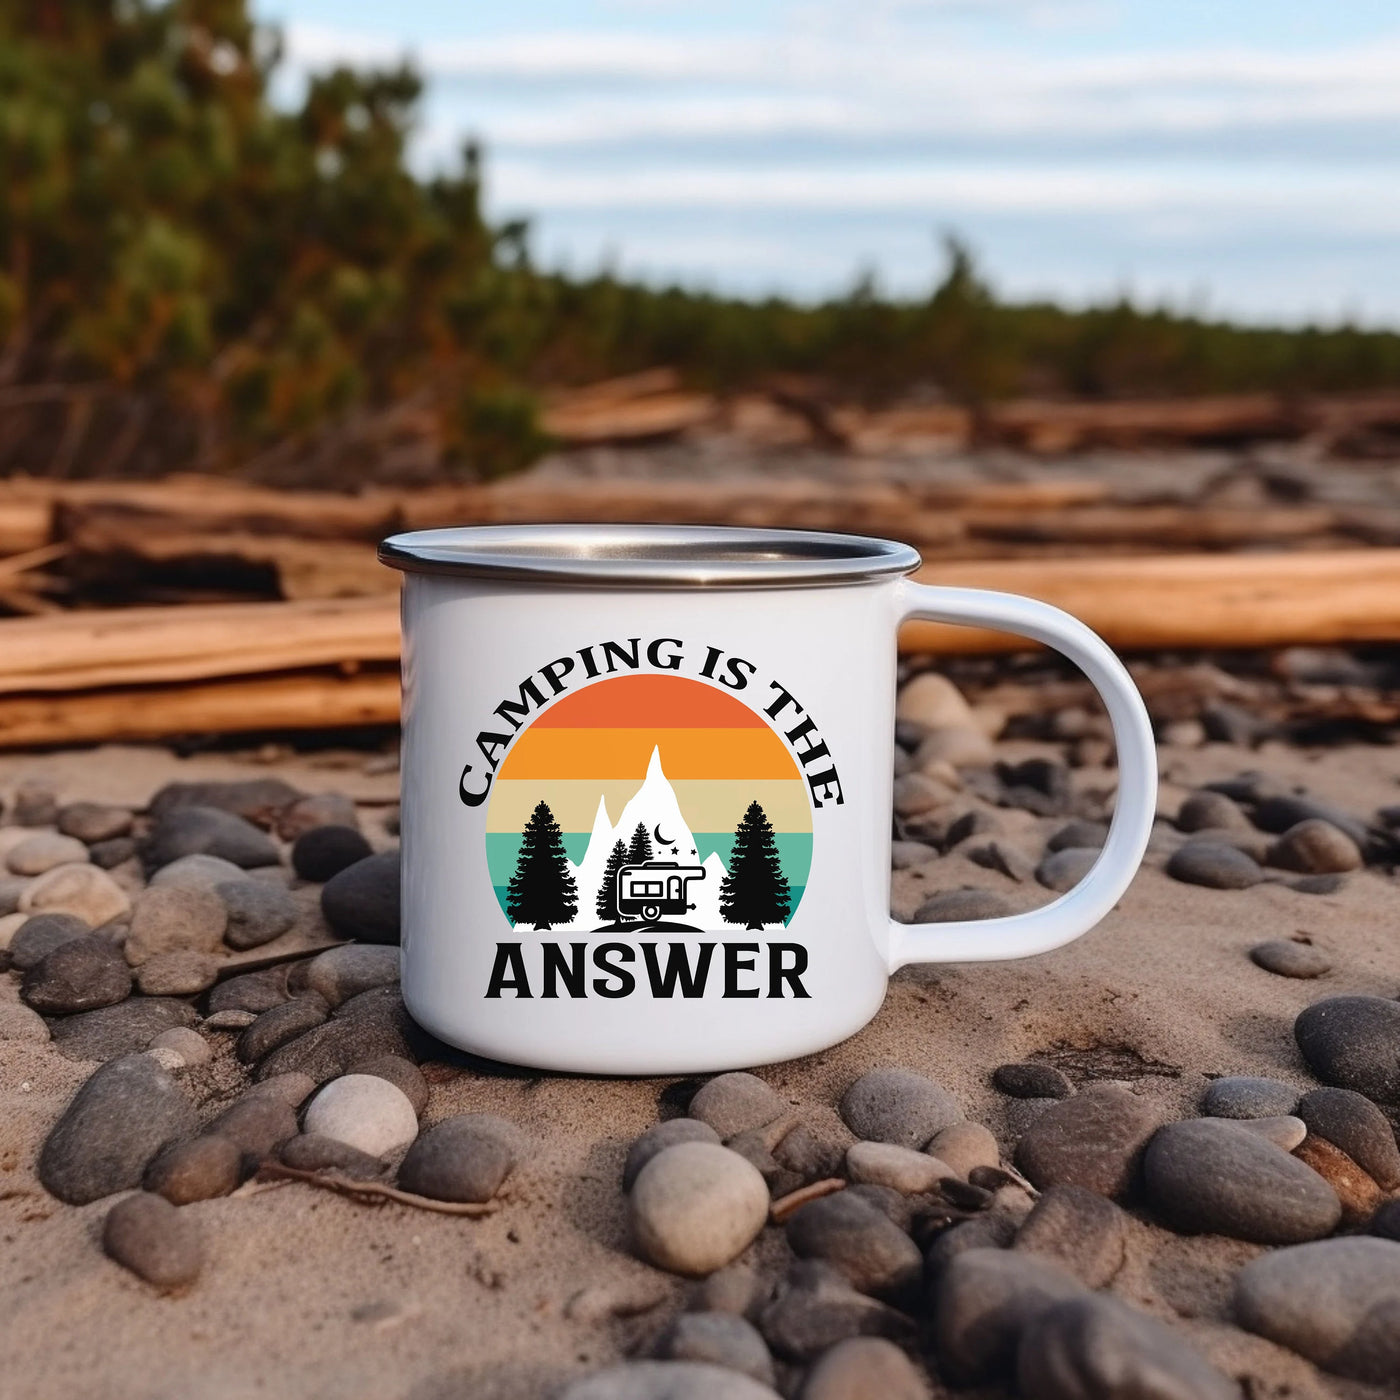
[395,558,903,1074]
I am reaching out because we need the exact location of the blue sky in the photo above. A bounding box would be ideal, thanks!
[256,1,1400,324]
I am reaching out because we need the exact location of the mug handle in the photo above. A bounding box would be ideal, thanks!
[888,581,1158,970]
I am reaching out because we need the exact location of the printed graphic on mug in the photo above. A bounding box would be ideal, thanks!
[484,674,814,934]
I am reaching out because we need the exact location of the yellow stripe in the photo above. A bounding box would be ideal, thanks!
[496,727,799,781]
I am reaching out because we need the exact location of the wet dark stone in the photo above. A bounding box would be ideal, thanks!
[994,1063,1074,1100]
[22,935,131,1014]
[291,825,373,883]
[89,837,139,870]
[254,985,419,1083]
[784,1189,923,1301]
[206,965,290,1014]
[319,849,400,944]
[1295,995,1400,1105]
[397,1113,518,1202]
[8,913,91,971]
[757,1261,916,1364]
[1296,1087,1400,1191]
[237,996,329,1064]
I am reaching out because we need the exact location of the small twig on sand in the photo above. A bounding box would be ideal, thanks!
[770,1177,845,1224]
[256,1162,501,1217]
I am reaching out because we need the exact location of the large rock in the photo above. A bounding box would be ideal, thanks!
[38,1054,197,1204]
[1019,1294,1238,1400]
[630,1142,769,1277]
[319,850,400,943]
[141,804,280,872]
[1014,1087,1158,1200]
[123,885,228,965]
[21,935,131,1014]
[1143,1118,1341,1244]
[1234,1236,1400,1384]
[932,1247,1085,1384]
[47,997,196,1063]
[689,1072,786,1138]
[1294,996,1400,1104]
[839,1068,961,1150]
[397,1113,518,1203]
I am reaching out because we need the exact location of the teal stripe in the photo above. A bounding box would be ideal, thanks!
[487,831,590,887]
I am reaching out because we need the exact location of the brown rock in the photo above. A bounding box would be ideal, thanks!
[1294,1136,1384,1228]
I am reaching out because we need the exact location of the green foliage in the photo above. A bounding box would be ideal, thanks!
[2,1,1399,484]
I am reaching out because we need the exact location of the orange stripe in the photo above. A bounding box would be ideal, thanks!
[497,727,800,780]
[532,673,766,728]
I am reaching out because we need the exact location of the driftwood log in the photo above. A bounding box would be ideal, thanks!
[5,550,1400,746]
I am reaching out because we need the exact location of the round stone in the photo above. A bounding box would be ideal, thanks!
[216,879,298,950]
[1232,1115,1308,1152]
[8,912,91,970]
[1177,790,1252,833]
[89,837,138,869]
[758,1259,914,1363]
[1046,821,1109,854]
[896,673,975,732]
[123,885,228,966]
[933,1248,1086,1385]
[689,1073,786,1138]
[630,1142,770,1276]
[236,996,330,1065]
[657,1312,775,1386]
[6,832,89,876]
[1143,1118,1341,1244]
[1296,1087,1400,1190]
[275,792,359,841]
[1295,995,1400,1104]
[1201,1076,1299,1119]
[785,1189,922,1299]
[143,1134,243,1203]
[148,1026,211,1067]
[39,1053,198,1204]
[1013,1087,1159,1201]
[397,1113,519,1203]
[840,1068,961,1150]
[141,804,280,871]
[1267,819,1363,874]
[1165,842,1263,889]
[303,944,400,1008]
[846,1142,949,1195]
[1234,1237,1400,1384]
[561,1362,781,1400]
[926,1122,1000,1179]
[0,1001,50,1042]
[57,803,134,844]
[1035,849,1097,894]
[1250,939,1331,978]
[280,1132,387,1176]
[149,853,245,892]
[136,950,220,996]
[993,1063,1074,1100]
[241,1072,316,1108]
[18,862,130,927]
[912,889,1014,923]
[48,997,196,1062]
[102,1191,204,1291]
[801,1337,930,1400]
[1018,1294,1238,1400]
[208,966,290,1015]
[22,935,132,1014]
[303,1074,419,1158]
[320,850,400,943]
[291,824,374,883]
[625,1119,722,1192]
[348,1054,428,1116]
[205,1095,299,1160]
[1014,1184,1126,1289]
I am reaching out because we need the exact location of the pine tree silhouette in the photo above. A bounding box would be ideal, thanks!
[720,801,791,930]
[595,838,629,926]
[506,801,578,931]
[627,822,654,866]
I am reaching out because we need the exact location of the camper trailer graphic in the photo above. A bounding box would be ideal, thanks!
[617,860,707,923]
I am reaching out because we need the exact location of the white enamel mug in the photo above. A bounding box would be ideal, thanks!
[379,524,1156,1075]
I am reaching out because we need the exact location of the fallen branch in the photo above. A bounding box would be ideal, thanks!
[770,1177,846,1224]
[256,1162,502,1217]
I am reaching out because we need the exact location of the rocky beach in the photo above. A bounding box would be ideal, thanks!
[1,660,1399,1400]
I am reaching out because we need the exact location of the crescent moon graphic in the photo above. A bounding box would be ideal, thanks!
[653,823,672,846]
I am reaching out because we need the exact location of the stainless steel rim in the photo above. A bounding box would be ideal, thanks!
[378,524,922,589]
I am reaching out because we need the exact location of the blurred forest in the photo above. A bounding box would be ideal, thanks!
[4,0,1400,487]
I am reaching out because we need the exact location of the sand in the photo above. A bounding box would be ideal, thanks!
[0,734,1396,1399]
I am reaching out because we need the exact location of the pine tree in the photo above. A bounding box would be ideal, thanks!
[595,837,629,926]
[506,801,578,931]
[720,801,791,931]
[627,822,654,866]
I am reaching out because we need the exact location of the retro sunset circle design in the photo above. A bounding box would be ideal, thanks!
[485,674,813,933]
